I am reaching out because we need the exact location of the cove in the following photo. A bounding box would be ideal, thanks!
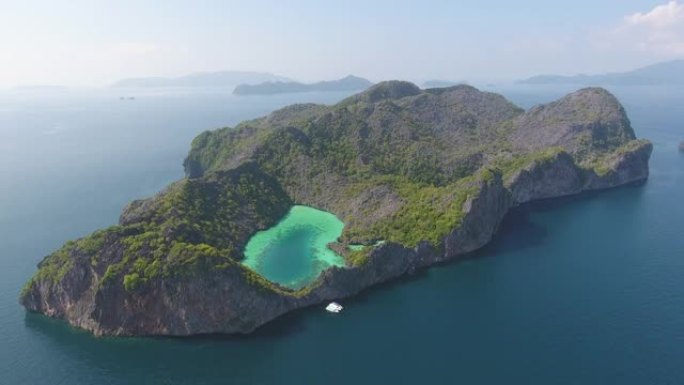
[242,205,346,289]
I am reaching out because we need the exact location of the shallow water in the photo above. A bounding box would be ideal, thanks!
[242,205,345,288]
[0,84,683,384]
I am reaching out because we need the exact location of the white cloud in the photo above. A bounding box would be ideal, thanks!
[625,1,684,29]
[605,1,684,57]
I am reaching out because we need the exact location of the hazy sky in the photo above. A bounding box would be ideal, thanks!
[1,0,683,87]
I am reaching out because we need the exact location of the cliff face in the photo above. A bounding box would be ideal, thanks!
[21,84,653,336]
[511,88,635,155]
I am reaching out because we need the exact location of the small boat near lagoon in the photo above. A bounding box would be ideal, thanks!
[325,302,343,313]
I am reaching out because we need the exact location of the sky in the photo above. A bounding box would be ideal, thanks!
[1,0,683,87]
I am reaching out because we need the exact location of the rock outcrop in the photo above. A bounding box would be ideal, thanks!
[21,83,652,336]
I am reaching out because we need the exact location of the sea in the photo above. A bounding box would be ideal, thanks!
[0,83,682,384]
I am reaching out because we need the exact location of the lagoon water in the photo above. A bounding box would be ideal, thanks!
[243,205,345,289]
[1,84,683,384]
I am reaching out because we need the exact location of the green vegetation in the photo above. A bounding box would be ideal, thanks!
[580,138,651,176]
[105,166,290,291]
[342,174,482,247]
[21,241,76,296]
[492,147,566,181]
[184,86,522,187]
[21,225,125,296]
[25,163,292,294]
[344,247,372,267]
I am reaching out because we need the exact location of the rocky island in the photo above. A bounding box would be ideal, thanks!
[20,82,652,336]
[233,75,372,95]
[519,59,684,86]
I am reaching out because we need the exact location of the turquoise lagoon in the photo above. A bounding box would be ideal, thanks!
[242,205,346,288]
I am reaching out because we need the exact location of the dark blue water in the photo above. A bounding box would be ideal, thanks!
[1,85,682,384]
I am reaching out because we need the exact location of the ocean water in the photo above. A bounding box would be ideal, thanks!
[242,205,345,289]
[0,84,682,384]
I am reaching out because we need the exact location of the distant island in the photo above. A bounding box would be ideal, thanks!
[422,80,461,88]
[679,141,684,151]
[112,71,289,88]
[519,60,684,86]
[21,82,652,337]
[233,75,372,95]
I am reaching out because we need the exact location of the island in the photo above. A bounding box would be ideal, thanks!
[680,142,684,151]
[20,82,652,336]
[519,60,684,86]
[233,75,372,95]
[112,71,289,88]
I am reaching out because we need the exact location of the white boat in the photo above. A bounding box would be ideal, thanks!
[325,302,343,313]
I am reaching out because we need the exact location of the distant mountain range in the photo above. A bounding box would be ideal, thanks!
[112,71,290,87]
[233,75,373,95]
[519,60,684,86]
